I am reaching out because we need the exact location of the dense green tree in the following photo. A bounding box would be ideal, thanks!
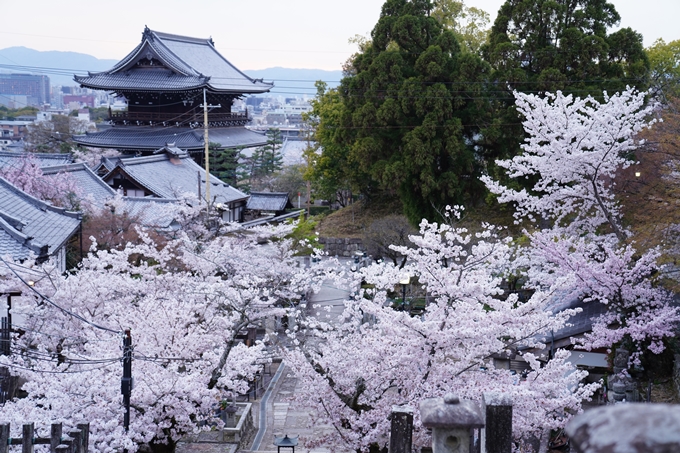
[209,142,240,187]
[480,0,649,170]
[237,128,284,192]
[646,39,680,102]
[253,128,284,179]
[312,0,491,224]
[431,0,490,54]
[483,0,648,95]
[303,81,360,208]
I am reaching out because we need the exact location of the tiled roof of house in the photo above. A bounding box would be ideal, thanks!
[74,27,272,94]
[0,151,73,169]
[0,215,47,260]
[121,197,179,229]
[545,295,609,343]
[73,126,267,151]
[0,178,80,257]
[246,192,292,212]
[103,147,248,204]
[41,163,117,207]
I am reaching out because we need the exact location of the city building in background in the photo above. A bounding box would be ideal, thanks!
[0,73,50,107]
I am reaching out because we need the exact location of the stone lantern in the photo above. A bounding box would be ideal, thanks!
[420,394,484,453]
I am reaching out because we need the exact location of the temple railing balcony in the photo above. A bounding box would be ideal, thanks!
[108,110,250,127]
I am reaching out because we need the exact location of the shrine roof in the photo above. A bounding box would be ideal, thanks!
[0,152,73,169]
[247,192,293,212]
[73,126,268,151]
[74,27,273,94]
[103,149,248,204]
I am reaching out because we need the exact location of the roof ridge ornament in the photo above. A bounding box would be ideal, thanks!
[143,26,154,42]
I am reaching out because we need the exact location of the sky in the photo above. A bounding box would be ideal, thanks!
[0,0,678,71]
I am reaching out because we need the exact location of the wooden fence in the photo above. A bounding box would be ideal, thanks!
[0,423,89,453]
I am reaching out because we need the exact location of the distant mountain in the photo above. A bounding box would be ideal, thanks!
[0,47,119,86]
[0,47,343,96]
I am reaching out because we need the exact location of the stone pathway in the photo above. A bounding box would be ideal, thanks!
[178,258,355,452]
[255,365,342,453]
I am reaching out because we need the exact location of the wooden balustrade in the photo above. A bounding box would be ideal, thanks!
[108,111,249,127]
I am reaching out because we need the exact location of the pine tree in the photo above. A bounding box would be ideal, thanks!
[209,142,240,187]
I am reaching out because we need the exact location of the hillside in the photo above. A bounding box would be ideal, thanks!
[315,196,519,239]
[0,47,118,86]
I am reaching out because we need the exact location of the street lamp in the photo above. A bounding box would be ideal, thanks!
[399,273,410,311]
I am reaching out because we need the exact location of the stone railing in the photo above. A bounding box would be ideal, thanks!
[222,402,254,450]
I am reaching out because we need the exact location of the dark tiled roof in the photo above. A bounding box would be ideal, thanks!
[0,215,46,260]
[73,126,268,151]
[75,27,272,94]
[0,152,73,169]
[41,163,116,207]
[103,149,248,204]
[0,178,80,256]
[247,192,292,212]
[76,70,207,92]
[545,296,609,342]
[121,197,179,229]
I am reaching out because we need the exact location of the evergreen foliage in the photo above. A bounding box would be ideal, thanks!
[312,0,492,224]
[209,142,239,187]
[237,128,284,192]
[480,0,649,165]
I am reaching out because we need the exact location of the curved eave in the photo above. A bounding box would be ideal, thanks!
[74,77,272,95]
[74,75,208,92]
[74,136,199,151]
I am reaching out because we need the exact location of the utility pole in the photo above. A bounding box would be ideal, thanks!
[121,329,132,452]
[200,88,221,209]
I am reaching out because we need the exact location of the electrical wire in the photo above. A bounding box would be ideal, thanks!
[0,62,651,86]
[1,360,119,374]
[0,256,121,334]
[9,347,120,365]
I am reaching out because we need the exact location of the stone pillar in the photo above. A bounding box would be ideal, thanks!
[567,403,680,453]
[389,405,414,453]
[420,394,484,453]
[482,393,512,453]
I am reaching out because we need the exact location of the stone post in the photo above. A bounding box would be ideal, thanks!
[567,403,680,452]
[420,394,484,453]
[389,405,414,453]
[482,393,512,453]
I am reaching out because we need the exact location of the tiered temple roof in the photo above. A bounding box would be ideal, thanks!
[73,27,272,153]
[75,27,272,94]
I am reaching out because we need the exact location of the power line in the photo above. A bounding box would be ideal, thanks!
[2,360,119,375]
[0,256,121,334]
[0,62,648,87]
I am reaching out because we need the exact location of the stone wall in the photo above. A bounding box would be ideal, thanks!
[318,237,364,257]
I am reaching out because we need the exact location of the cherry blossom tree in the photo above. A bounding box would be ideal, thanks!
[0,223,313,453]
[483,87,680,361]
[0,154,83,210]
[286,211,598,452]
